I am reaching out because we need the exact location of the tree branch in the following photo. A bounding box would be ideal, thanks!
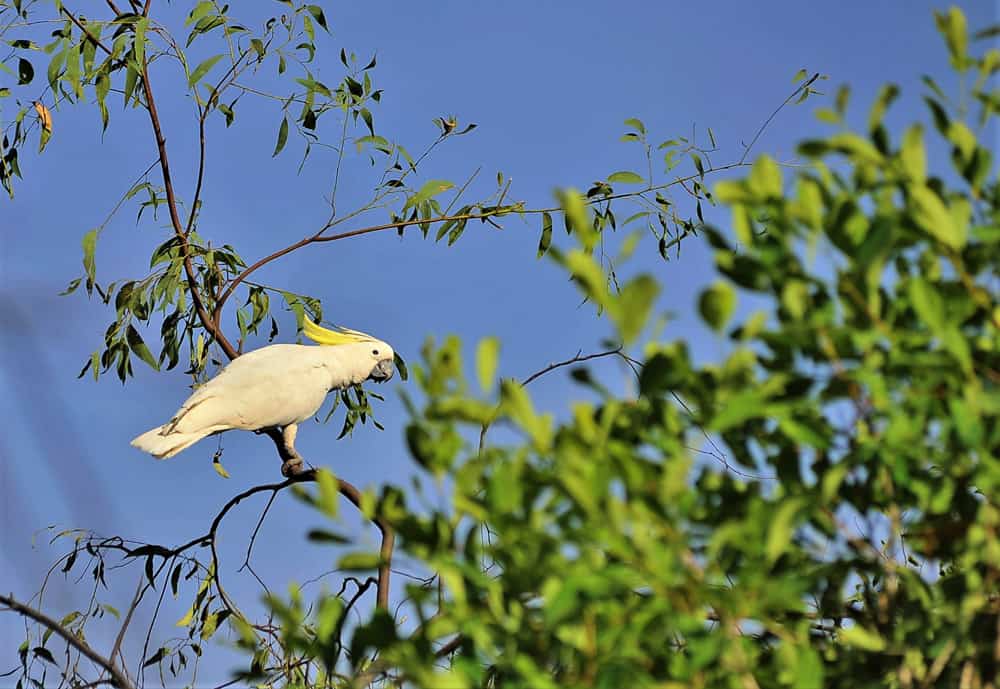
[59,8,112,55]
[90,0,237,360]
[139,61,238,360]
[0,594,134,689]
[212,160,756,322]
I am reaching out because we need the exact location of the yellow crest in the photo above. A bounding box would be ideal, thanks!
[302,318,377,346]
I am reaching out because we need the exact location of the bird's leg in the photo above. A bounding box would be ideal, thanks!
[261,426,305,477]
[280,424,304,477]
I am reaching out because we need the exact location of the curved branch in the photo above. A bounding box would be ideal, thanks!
[0,594,134,689]
[171,469,394,612]
[329,478,395,610]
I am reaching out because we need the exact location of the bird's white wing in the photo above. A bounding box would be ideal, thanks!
[168,344,331,433]
[131,333,393,462]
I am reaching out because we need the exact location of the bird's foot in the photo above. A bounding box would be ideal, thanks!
[281,457,305,477]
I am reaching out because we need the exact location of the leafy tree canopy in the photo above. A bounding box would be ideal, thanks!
[0,2,997,689]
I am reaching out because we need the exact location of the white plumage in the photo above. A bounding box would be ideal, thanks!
[131,322,394,474]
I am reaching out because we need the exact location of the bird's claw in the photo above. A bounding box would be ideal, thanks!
[281,457,305,478]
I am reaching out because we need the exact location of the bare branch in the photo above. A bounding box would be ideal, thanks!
[0,594,134,689]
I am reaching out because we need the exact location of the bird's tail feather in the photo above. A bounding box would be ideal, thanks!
[131,425,212,459]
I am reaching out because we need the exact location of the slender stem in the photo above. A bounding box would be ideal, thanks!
[185,112,207,234]
[328,109,351,218]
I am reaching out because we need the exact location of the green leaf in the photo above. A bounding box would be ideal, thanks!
[698,281,736,331]
[899,124,926,182]
[142,647,167,669]
[500,380,550,450]
[934,6,968,67]
[908,278,946,334]
[393,352,408,381]
[405,179,454,209]
[186,1,215,26]
[307,5,330,33]
[17,57,33,85]
[766,498,804,563]
[476,337,500,393]
[123,62,139,106]
[909,184,965,249]
[212,456,230,478]
[709,390,764,432]
[840,626,887,652]
[32,647,55,665]
[748,155,782,198]
[792,68,807,83]
[272,117,289,157]
[560,249,608,309]
[623,117,645,134]
[607,170,645,185]
[867,84,899,132]
[337,552,381,571]
[188,54,224,88]
[81,229,97,283]
[95,70,111,130]
[610,274,659,345]
[537,212,553,258]
[315,468,339,518]
[126,325,159,371]
[557,188,596,250]
[307,529,349,544]
[690,152,705,178]
[47,49,66,93]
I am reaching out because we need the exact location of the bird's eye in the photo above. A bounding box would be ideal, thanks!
[372,349,379,356]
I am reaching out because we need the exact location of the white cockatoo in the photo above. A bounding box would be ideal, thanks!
[131,319,394,475]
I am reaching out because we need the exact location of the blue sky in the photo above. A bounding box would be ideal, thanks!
[1,0,994,682]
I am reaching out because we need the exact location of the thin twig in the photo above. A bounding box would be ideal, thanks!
[108,574,145,680]
[739,73,819,164]
[238,491,278,574]
[521,346,623,386]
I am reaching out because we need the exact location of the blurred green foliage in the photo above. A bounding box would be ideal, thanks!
[291,9,998,687]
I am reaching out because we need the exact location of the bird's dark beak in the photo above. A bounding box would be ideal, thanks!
[368,358,394,382]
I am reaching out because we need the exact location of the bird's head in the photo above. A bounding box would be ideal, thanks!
[303,318,395,383]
